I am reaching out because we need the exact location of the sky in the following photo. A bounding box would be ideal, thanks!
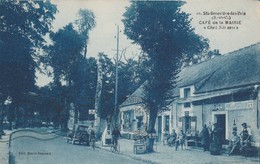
[36,0,260,87]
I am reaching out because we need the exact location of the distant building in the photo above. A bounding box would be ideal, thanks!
[119,85,147,135]
[119,43,260,146]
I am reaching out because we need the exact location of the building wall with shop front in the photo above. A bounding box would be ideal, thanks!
[155,110,172,141]
[193,104,203,133]
[225,100,260,146]
[120,104,148,133]
[120,91,260,145]
[190,99,260,146]
[172,98,260,145]
[173,102,201,135]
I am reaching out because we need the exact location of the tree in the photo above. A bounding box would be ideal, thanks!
[0,1,57,126]
[47,23,85,129]
[123,1,208,152]
[75,9,96,58]
[78,57,97,121]
[74,9,96,122]
[48,24,84,86]
[117,55,150,105]
[182,49,221,67]
[97,53,115,119]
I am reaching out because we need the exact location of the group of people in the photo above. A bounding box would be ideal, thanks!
[78,122,121,147]
[163,122,252,156]
[200,123,223,154]
[228,122,252,155]
[200,122,252,156]
[163,129,186,151]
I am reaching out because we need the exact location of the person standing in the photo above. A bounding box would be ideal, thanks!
[201,124,210,151]
[208,122,213,142]
[88,122,96,144]
[175,130,186,150]
[210,123,222,155]
[212,123,222,147]
[240,123,252,153]
[162,128,169,146]
[167,129,177,147]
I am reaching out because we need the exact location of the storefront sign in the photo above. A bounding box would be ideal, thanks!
[121,97,143,106]
[225,100,254,110]
[212,104,223,111]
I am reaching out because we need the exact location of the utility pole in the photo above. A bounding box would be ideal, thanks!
[114,25,119,128]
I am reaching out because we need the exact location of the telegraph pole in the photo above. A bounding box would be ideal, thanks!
[114,25,119,128]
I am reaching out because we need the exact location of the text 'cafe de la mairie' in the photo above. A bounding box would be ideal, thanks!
[119,42,260,147]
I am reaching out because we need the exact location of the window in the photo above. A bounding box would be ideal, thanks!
[183,116,191,133]
[136,116,143,130]
[165,116,170,131]
[184,88,191,98]
[184,102,191,108]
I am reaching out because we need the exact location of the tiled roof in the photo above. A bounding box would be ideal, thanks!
[174,42,260,95]
[120,43,260,106]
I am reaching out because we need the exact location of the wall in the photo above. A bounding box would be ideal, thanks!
[195,99,260,145]
[193,104,203,132]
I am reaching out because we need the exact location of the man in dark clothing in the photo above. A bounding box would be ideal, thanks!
[201,124,210,151]
[212,123,222,147]
[210,123,222,155]
[112,126,121,146]
[240,122,252,153]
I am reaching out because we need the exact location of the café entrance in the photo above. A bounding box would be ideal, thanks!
[212,111,228,140]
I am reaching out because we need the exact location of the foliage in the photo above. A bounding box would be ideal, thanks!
[48,23,84,86]
[74,8,96,119]
[117,55,150,105]
[97,53,115,119]
[0,0,57,100]
[182,49,221,67]
[75,9,96,58]
[0,1,57,48]
[0,1,57,125]
[46,23,85,128]
[42,7,97,127]
[30,59,97,128]
[123,1,208,151]
[38,85,69,129]
[77,57,97,121]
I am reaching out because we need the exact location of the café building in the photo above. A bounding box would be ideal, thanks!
[120,43,260,146]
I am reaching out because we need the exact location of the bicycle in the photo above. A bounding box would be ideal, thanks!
[110,139,120,153]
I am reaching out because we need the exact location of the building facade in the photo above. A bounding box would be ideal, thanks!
[119,43,260,146]
[119,86,148,137]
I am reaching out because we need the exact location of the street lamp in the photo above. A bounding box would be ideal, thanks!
[0,96,12,138]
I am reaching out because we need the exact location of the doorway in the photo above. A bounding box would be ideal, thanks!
[136,116,143,130]
[164,115,170,132]
[215,114,226,141]
[182,116,191,133]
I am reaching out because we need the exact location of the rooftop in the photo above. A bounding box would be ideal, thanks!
[120,42,260,106]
